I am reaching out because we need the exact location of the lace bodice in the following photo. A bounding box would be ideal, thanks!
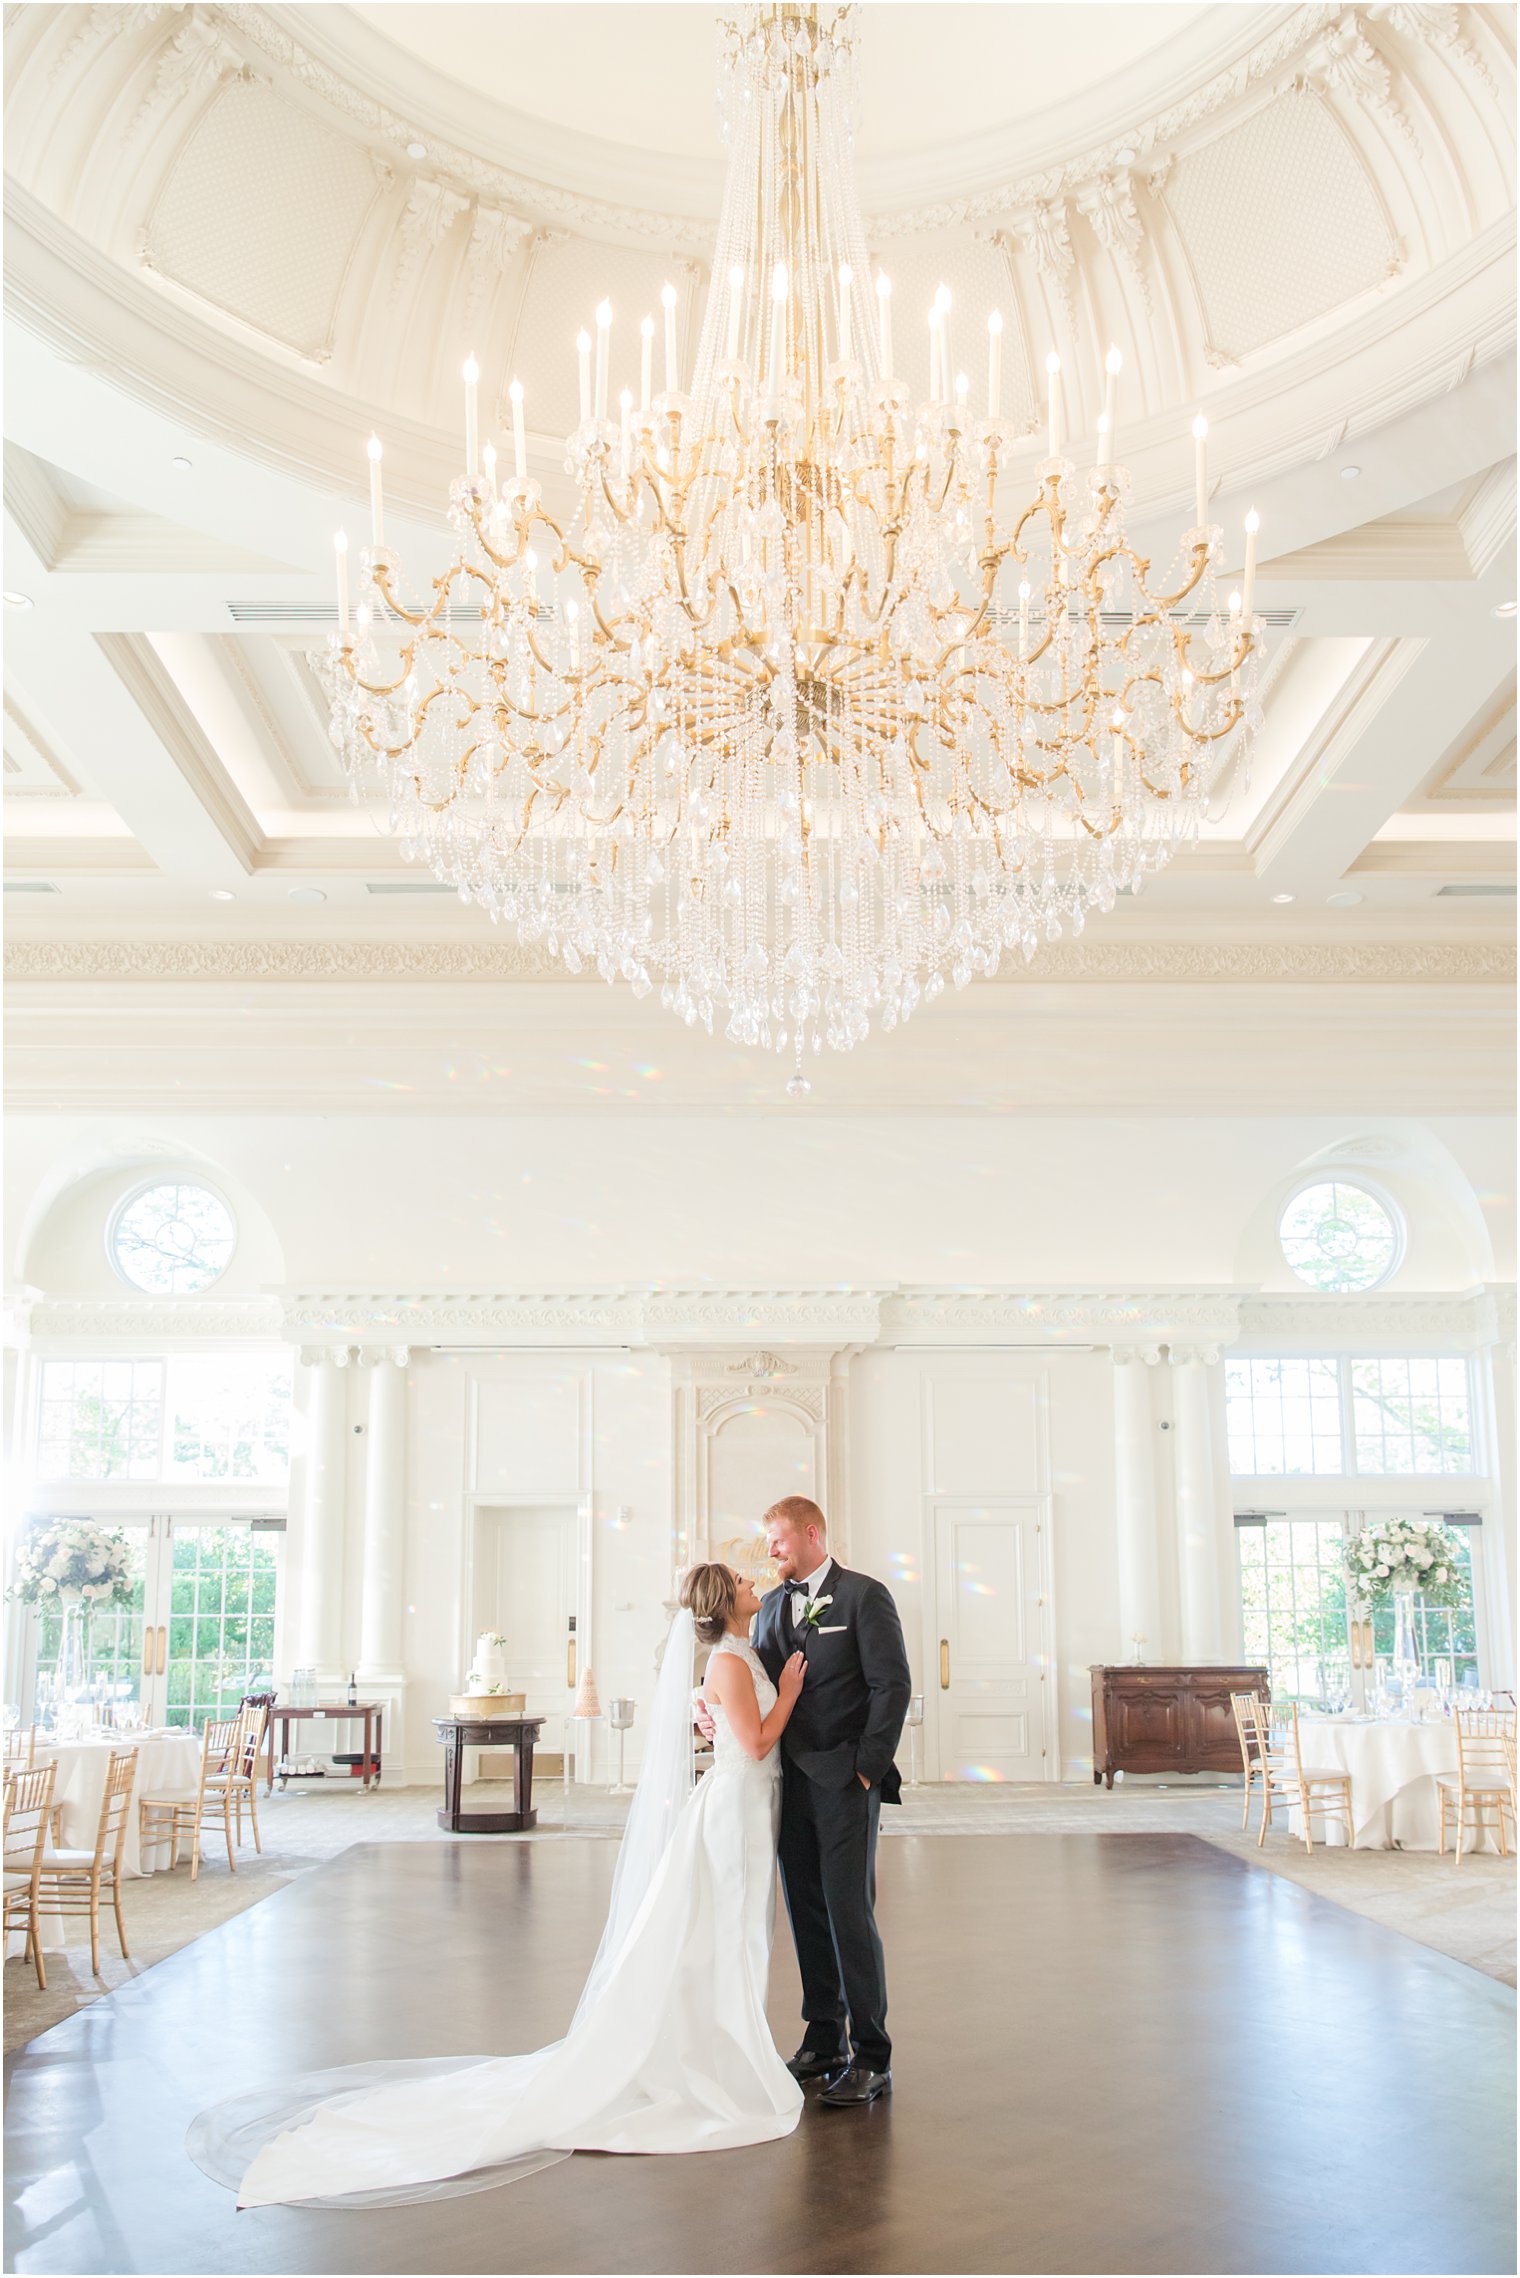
[705,1636,780,1777]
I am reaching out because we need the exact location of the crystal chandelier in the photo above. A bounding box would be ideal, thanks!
[325,3,1263,1079]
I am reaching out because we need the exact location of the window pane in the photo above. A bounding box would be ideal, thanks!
[1349,1355,1473,1475]
[1279,1182,1400,1293]
[1235,1516,1351,1703]
[111,1183,235,1296]
[1228,1357,1345,1476]
[34,1360,164,1482]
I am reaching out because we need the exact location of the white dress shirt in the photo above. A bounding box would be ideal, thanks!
[790,1554,834,1628]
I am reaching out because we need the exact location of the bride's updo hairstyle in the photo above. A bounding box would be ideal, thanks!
[680,1562,739,1646]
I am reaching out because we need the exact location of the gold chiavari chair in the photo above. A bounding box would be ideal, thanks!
[208,1702,267,1854]
[4,1761,59,1990]
[1437,1709,1517,1863]
[34,1747,137,1975]
[4,1724,42,1776]
[1248,1697,1354,1852]
[138,1717,239,1881]
[1230,1690,1275,1831]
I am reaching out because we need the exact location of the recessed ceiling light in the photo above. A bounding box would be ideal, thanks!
[1271,892,1296,904]
[287,886,327,905]
[1340,464,1361,481]
[405,140,428,160]
[170,454,193,470]
[1326,890,1363,908]
[4,590,33,610]
[1493,600,1517,618]
[208,887,235,902]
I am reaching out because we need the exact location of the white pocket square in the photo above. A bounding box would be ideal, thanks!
[814,1624,849,1633]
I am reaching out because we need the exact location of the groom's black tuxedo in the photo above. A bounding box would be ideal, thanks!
[756,1560,911,2073]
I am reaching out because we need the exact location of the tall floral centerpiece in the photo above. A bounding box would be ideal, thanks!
[8,1519,135,1713]
[1344,1518,1464,1700]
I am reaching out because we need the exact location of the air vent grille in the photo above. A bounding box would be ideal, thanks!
[364,881,457,895]
[1434,882,1516,897]
[4,880,59,893]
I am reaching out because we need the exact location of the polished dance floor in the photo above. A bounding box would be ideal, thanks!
[4,1834,1514,2276]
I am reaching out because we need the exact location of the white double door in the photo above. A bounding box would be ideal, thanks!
[32,1511,281,1728]
[930,1499,1053,1781]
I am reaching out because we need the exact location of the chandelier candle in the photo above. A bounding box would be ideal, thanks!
[661,282,678,393]
[1192,413,1209,529]
[326,2,1263,1062]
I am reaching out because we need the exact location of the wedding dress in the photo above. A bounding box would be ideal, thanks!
[188,1619,802,2209]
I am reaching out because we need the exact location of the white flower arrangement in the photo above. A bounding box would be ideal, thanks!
[9,1518,135,1611]
[1344,1517,1464,1613]
[476,1631,509,1649]
[466,1676,516,1696]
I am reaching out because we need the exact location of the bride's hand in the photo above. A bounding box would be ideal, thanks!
[778,1651,807,1706]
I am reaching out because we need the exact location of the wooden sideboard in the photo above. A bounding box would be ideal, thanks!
[1090,1664,1268,1789]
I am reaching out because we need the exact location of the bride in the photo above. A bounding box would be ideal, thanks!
[190,1564,808,2209]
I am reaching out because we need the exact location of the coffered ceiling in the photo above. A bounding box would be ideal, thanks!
[2,2,1515,1113]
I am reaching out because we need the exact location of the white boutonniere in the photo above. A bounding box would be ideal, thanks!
[800,1594,834,1631]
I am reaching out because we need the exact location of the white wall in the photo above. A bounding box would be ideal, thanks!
[8,1111,1513,1293]
[6,1105,1514,1782]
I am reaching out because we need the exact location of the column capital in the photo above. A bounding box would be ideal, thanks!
[1169,1342,1223,1368]
[1112,1343,1163,1366]
[353,1344,412,1369]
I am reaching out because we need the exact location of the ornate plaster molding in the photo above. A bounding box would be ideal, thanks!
[644,1290,887,1345]
[280,1290,645,1343]
[8,939,1513,987]
[26,1296,283,1342]
[1238,1287,1513,1343]
[216,2,1342,247]
[882,1289,1245,1346]
[16,1285,1507,1354]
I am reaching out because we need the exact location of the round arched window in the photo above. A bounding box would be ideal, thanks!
[109,1181,236,1295]
[1278,1179,1402,1293]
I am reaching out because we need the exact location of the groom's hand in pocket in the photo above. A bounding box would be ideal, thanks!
[857,1773,870,1790]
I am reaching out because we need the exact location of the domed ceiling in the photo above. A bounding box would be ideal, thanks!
[2,2,1514,1114]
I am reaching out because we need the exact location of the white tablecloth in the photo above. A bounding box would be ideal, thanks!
[9,1731,205,1956]
[1292,1717,1505,1853]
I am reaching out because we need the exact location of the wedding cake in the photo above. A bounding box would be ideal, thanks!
[449,1630,525,1716]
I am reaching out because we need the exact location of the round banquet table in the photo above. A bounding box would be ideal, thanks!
[1291,1715,1506,1853]
[8,1730,205,1956]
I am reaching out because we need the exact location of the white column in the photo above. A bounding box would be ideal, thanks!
[296,1350,349,1680]
[1112,1346,1163,1660]
[1171,1344,1225,1661]
[358,1348,409,1681]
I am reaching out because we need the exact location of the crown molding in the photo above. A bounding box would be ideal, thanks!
[15,1284,1508,1352]
[880,1288,1245,1344]
[25,1296,284,1345]
[6,939,1514,987]
[1237,1287,1515,1345]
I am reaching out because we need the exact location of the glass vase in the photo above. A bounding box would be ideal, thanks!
[1391,1585,1422,1710]
[56,1596,89,1734]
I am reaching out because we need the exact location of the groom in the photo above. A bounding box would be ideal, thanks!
[752,1495,911,2106]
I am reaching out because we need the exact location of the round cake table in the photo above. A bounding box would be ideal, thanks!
[433,1714,545,1833]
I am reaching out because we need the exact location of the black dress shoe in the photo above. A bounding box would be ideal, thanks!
[786,2047,849,2083]
[819,2066,891,2107]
